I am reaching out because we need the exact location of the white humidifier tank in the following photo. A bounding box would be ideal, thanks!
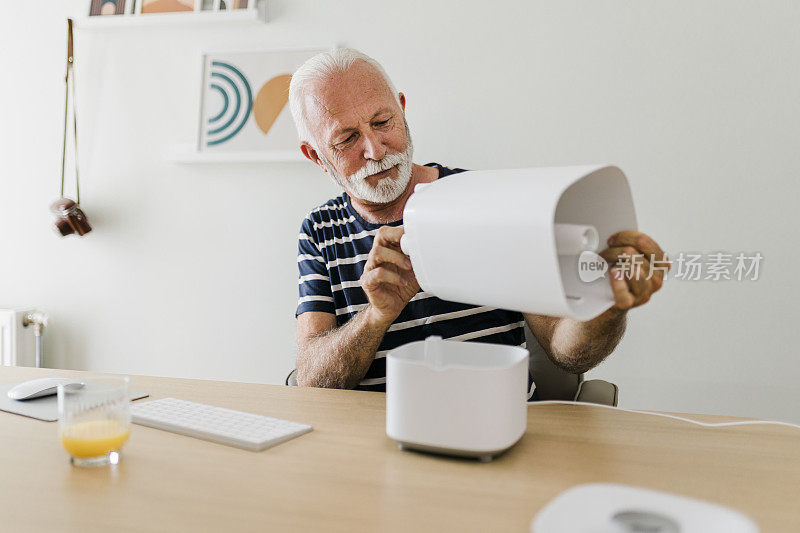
[386,336,529,461]
[400,165,638,321]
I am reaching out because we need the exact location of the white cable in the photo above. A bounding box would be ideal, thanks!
[527,400,800,431]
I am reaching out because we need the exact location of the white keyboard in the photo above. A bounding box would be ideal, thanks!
[131,397,313,451]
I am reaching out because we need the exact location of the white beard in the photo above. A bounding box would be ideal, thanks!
[320,128,414,204]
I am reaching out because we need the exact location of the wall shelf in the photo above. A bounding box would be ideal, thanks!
[166,144,305,164]
[76,4,267,30]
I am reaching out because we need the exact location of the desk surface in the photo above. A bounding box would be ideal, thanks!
[1,366,798,532]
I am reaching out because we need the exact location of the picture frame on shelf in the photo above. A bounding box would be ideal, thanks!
[131,0,257,13]
[80,0,265,32]
[89,0,127,15]
[195,48,324,158]
[140,0,194,14]
[223,0,250,9]
[202,0,252,11]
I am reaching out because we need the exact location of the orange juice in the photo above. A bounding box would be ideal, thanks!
[60,420,130,458]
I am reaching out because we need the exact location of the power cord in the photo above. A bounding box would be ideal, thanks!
[527,400,800,431]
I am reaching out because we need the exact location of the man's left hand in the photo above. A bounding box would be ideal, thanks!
[599,231,669,312]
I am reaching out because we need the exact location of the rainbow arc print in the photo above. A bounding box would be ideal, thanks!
[206,61,253,146]
[199,50,323,153]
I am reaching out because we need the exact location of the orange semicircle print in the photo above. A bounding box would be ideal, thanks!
[252,74,292,135]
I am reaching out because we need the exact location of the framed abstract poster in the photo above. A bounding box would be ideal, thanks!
[140,0,194,13]
[89,0,127,15]
[196,48,324,155]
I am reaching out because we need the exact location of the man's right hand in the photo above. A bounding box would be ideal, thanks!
[360,225,419,327]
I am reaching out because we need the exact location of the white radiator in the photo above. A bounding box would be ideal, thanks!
[0,308,38,367]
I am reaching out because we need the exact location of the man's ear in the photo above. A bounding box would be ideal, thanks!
[300,143,327,172]
[398,92,406,112]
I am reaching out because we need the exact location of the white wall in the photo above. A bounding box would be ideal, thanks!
[2,1,799,423]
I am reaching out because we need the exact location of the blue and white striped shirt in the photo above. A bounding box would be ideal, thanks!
[296,163,527,392]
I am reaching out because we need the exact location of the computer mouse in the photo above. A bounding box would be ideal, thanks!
[531,483,759,533]
[7,377,85,400]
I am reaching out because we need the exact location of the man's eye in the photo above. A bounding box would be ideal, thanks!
[375,120,389,126]
[338,134,356,146]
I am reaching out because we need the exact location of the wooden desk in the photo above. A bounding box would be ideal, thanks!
[0,366,797,532]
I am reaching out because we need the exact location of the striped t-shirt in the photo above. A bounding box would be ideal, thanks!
[296,163,527,392]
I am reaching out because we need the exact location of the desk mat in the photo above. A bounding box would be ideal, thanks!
[0,381,149,422]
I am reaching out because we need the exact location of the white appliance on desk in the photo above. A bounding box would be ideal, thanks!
[386,336,529,461]
[532,483,759,533]
[400,165,638,322]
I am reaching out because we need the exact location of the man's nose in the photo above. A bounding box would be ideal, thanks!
[361,129,386,161]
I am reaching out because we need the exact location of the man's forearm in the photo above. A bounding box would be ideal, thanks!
[296,305,391,389]
[549,308,627,374]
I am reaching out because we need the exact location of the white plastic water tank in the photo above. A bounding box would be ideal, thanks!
[386,336,529,461]
[400,165,638,321]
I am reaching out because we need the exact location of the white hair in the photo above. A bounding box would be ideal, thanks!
[288,48,399,150]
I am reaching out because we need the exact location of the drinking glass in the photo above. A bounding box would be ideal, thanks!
[57,376,131,467]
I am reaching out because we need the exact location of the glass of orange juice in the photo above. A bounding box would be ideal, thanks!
[57,376,131,467]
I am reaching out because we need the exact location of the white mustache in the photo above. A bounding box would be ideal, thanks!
[348,151,408,183]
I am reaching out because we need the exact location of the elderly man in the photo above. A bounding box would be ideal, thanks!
[290,48,667,393]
